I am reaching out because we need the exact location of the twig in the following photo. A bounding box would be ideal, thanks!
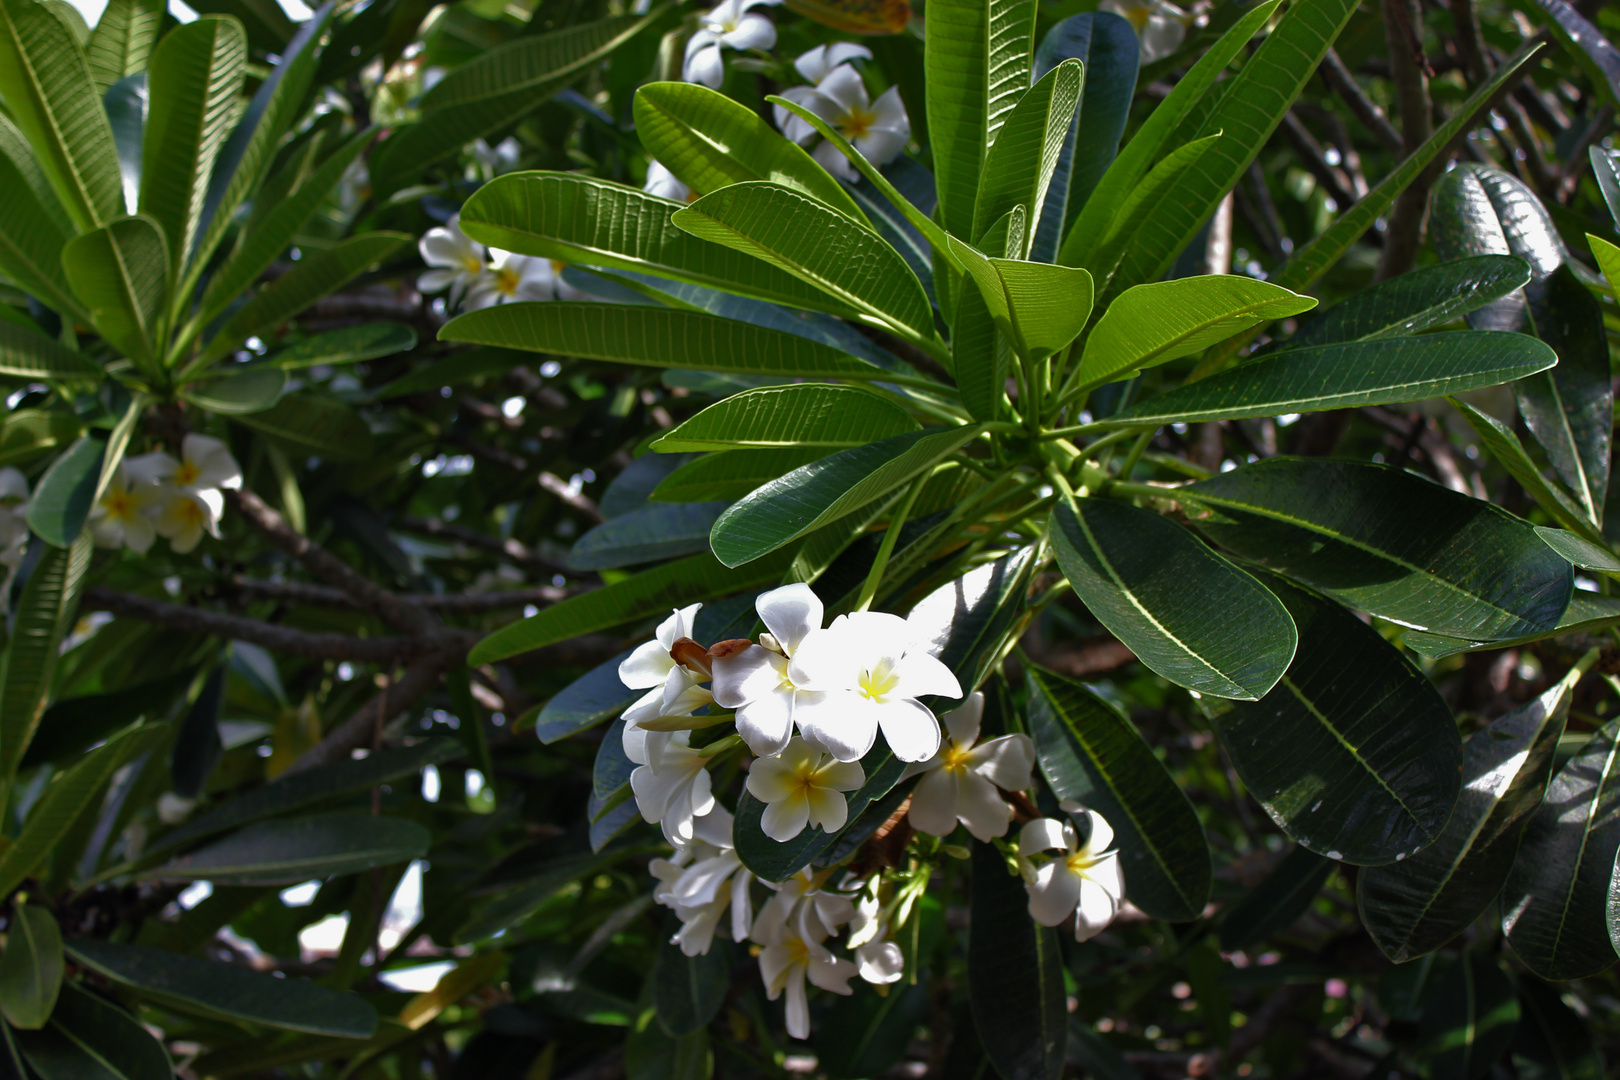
[227,488,436,636]
[1377,0,1438,281]
[1279,112,1359,211]
[284,666,443,774]
[1320,49,1404,153]
[538,471,605,523]
[1447,0,1491,82]
[1557,106,1615,203]
[222,576,572,613]
[84,588,471,664]
[396,515,570,572]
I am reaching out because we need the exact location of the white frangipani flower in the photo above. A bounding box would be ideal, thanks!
[89,462,160,554]
[161,434,244,493]
[417,214,490,308]
[619,603,705,733]
[682,0,782,88]
[629,729,716,847]
[471,136,521,175]
[1099,0,1192,62]
[751,866,855,947]
[844,887,903,984]
[151,486,225,554]
[644,160,692,203]
[1016,807,1125,941]
[712,583,830,757]
[788,611,962,763]
[466,250,560,309]
[775,64,910,181]
[758,905,858,1041]
[906,692,1036,841]
[745,737,864,842]
[0,467,30,571]
[792,42,872,84]
[650,805,755,956]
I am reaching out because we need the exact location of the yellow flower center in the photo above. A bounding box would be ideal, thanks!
[941,744,974,774]
[1066,850,1100,875]
[103,492,136,520]
[172,498,207,525]
[858,659,899,702]
[494,265,522,296]
[460,253,483,274]
[784,937,812,963]
[173,461,200,486]
[841,106,878,140]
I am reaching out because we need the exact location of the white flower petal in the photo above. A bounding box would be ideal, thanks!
[815,63,871,114]
[804,785,848,834]
[890,650,962,701]
[795,690,878,762]
[683,42,725,88]
[619,639,674,689]
[1027,862,1081,927]
[1018,817,1074,858]
[855,940,903,984]
[954,770,1013,842]
[761,793,810,841]
[1082,809,1115,855]
[720,10,776,50]
[906,768,960,837]
[968,733,1036,792]
[1074,873,1122,941]
[756,582,823,655]
[812,138,855,181]
[712,644,783,707]
[784,964,810,1039]
[853,126,908,167]
[806,953,859,994]
[876,696,941,762]
[735,689,795,757]
[786,625,861,691]
[942,692,984,749]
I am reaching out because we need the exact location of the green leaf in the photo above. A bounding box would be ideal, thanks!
[458,172,855,318]
[1063,0,1281,267]
[1101,0,1359,298]
[183,365,287,414]
[272,323,414,369]
[1592,147,1620,231]
[567,501,728,571]
[1200,575,1462,865]
[86,0,162,91]
[651,448,827,504]
[440,302,893,382]
[61,214,169,372]
[673,183,931,343]
[0,902,64,1030]
[1511,0,1620,109]
[652,385,919,453]
[1030,12,1138,263]
[138,15,246,279]
[0,0,123,231]
[65,940,378,1037]
[372,12,663,189]
[972,59,1083,251]
[0,322,99,380]
[1512,977,1604,1080]
[0,410,80,468]
[1064,133,1222,284]
[195,131,373,329]
[229,390,373,462]
[1049,497,1295,700]
[652,936,728,1038]
[1519,265,1612,526]
[1101,331,1556,428]
[1286,255,1532,349]
[1182,458,1574,640]
[469,549,794,665]
[530,650,634,744]
[947,240,1094,360]
[186,3,333,290]
[102,73,143,217]
[626,1010,712,1080]
[1430,162,1564,332]
[968,841,1066,1080]
[1418,952,1519,1080]
[1402,592,1620,661]
[1535,527,1620,574]
[1501,717,1620,980]
[816,983,929,1080]
[203,232,410,363]
[15,982,171,1080]
[1359,665,1581,962]
[149,812,431,884]
[1217,846,1334,952]
[23,666,198,769]
[1076,276,1316,391]
[633,81,864,223]
[1450,399,1599,542]
[146,740,461,859]
[0,114,83,321]
[0,722,160,897]
[710,426,981,568]
[24,438,101,548]
[1026,663,1212,921]
[924,0,1036,239]
[170,665,224,799]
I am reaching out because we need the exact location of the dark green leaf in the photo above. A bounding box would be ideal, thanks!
[1511,977,1604,1080]
[1051,497,1295,700]
[1451,399,1598,542]
[149,812,431,884]
[1534,527,1620,574]
[1201,575,1461,865]
[1285,255,1532,349]
[0,535,93,790]
[0,903,63,1030]
[1512,0,1620,109]
[710,426,980,568]
[1418,951,1518,1080]
[971,59,1082,250]
[15,983,170,1080]
[0,320,97,382]
[1183,458,1573,640]
[440,302,892,382]
[1026,663,1211,921]
[651,385,918,453]
[60,215,168,372]
[170,666,224,800]
[0,410,81,468]
[1359,666,1581,962]
[66,940,377,1037]
[86,0,161,91]
[269,323,417,370]
[1401,591,1620,661]
[26,666,192,769]
[968,840,1065,1080]
[816,983,929,1080]
[651,449,827,504]
[0,113,82,321]
[567,502,727,570]
[1218,846,1334,952]
[1430,162,1565,333]
[531,650,634,745]
[653,936,728,1038]
[230,391,374,462]
[183,366,288,415]
[25,435,104,547]
[1501,717,1620,980]
[1101,332,1556,428]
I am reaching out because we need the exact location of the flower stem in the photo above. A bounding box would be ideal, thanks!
[855,471,929,612]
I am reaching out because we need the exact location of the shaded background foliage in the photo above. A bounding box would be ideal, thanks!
[1,0,1620,1076]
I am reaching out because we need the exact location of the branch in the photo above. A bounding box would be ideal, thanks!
[1319,49,1404,154]
[227,488,436,635]
[537,472,604,524]
[284,666,444,774]
[1279,112,1359,211]
[395,516,570,572]
[223,576,573,613]
[84,588,472,664]
[1376,0,1439,281]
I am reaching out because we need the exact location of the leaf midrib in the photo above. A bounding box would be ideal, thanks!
[1278,673,1426,835]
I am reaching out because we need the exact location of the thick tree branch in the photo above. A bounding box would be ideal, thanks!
[227,488,436,635]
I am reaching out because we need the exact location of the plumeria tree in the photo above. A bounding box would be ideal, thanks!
[1,0,1620,1074]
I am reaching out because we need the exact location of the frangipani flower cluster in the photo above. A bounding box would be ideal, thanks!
[773,44,911,181]
[90,435,242,555]
[417,215,580,311]
[1017,804,1127,941]
[609,586,1105,1041]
